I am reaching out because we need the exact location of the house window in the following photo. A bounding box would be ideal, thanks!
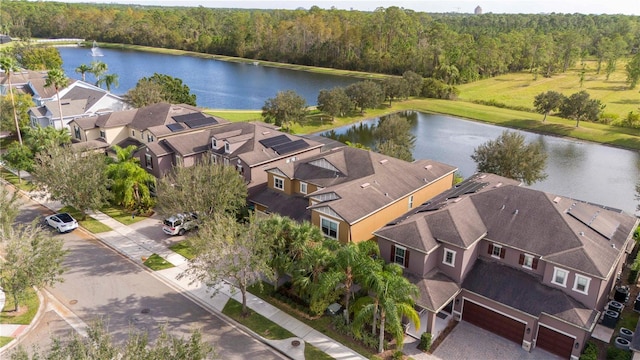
[393,245,409,267]
[552,267,568,287]
[573,274,591,295]
[223,157,229,166]
[320,217,338,239]
[300,182,307,194]
[147,135,154,142]
[74,126,81,140]
[132,130,135,137]
[408,195,414,209]
[212,139,217,148]
[99,130,106,138]
[237,164,244,175]
[519,254,538,270]
[144,154,153,170]
[224,142,230,153]
[274,176,284,190]
[488,243,505,259]
[211,154,217,164]
[443,248,456,267]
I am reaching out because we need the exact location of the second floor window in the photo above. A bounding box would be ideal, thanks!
[573,274,591,295]
[145,154,153,170]
[488,243,505,259]
[393,245,408,267]
[443,248,456,267]
[274,176,284,190]
[519,254,538,270]
[300,182,307,194]
[74,126,81,140]
[321,217,338,239]
[408,195,414,209]
[552,267,568,287]
[99,130,106,138]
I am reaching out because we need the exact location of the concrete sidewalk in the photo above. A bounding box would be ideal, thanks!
[5,182,367,360]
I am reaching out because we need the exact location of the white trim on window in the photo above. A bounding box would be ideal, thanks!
[552,267,568,287]
[572,274,591,295]
[408,195,414,209]
[299,182,307,194]
[491,244,502,259]
[443,248,456,267]
[394,245,407,267]
[224,141,230,153]
[522,254,534,269]
[320,216,338,239]
[273,176,284,191]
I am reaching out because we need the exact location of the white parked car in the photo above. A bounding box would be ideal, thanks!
[162,213,199,236]
[44,213,79,233]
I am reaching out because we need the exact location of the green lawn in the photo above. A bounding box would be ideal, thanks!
[0,336,13,348]
[58,206,112,233]
[169,241,196,260]
[246,283,374,357]
[0,167,36,192]
[143,253,174,270]
[222,299,333,360]
[203,109,262,121]
[0,288,39,325]
[100,206,148,226]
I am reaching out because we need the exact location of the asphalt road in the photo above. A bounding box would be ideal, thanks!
[8,195,285,359]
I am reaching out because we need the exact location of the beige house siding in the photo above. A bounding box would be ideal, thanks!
[311,211,349,242]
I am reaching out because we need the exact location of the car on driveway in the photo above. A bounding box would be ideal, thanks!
[44,213,79,233]
[162,212,199,236]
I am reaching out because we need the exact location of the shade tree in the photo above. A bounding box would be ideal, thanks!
[471,130,548,185]
[345,80,384,114]
[261,90,308,129]
[533,90,565,122]
[559,90,604,127]
[317,87,352,121]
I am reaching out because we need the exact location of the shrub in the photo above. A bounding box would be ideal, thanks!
[606,346,631,360]
[418,332,432,352]
[628,250,640,284]
[370,356,383,360]
[579,341,598,360]
[392,350,404,360]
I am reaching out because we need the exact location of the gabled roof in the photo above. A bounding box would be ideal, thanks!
[161,130,211,157]
[273,147,457,224]
[375,173,639,278]
[130,103,202,131]
[210,122,323,166]
[96,109,138,128]
[29,99,88,119]
[463,259,599,330]
[406,270,461,312]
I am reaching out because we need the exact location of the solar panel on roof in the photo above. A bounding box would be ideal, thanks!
[272,139,310,155]
[259,134,291,148]
[166,123,184,132]
[173,113,207,123]
[416,201,444,212]
[447,181,486,199]
[567,204,620,240]
[184,117,218,129]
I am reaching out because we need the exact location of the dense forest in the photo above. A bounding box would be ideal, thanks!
[2,1,640,83]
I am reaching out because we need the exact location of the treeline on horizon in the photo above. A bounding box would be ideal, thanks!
[2,1,640,83]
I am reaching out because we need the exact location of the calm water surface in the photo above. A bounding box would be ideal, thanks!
[326,112,640,214]
[58,46,360,109]
[59,46,640,214]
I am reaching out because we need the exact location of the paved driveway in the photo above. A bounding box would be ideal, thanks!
[432,322,563,360]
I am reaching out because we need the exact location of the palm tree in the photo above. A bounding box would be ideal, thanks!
[98,73,119,92]
[352,263,420,353]
[292,242,335,315]
[1,56,23,145]
[25,126,71,155]
[44,68,69,130]
[316,240,380,324]
[106,145,156,211]
[75,63,92,82]
[261,214,295,291]
[90,60,107,85]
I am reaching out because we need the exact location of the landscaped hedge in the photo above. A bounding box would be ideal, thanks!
[579,341,598,360]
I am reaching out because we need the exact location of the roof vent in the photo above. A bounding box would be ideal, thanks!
[579,231,585,236]
[425,164,433,170]
[612,244,616,249]
[379,159,388,164]
[385,192,389,197]
[262,131,271,135]
[513,209,519,215]
[453,198,463,203]
[360,182,370,188]
[478,174,487,179]
[495,182,503,188]
[500,204,505,210]
[553,196,562,203]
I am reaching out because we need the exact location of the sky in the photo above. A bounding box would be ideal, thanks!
[45,0,640,15]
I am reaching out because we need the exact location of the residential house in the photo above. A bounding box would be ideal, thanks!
[27,79,129,130]
[374,173,639,359]
[69,102,229,172]
[250,146,458,243]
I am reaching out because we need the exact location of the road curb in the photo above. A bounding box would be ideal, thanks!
[0,287,47,356]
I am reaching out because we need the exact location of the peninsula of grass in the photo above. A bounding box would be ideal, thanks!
[100,206,148,226]
[0,287,39,325]
[169,241,196,260]
[143,254,174,270]
[222,299,334,360]
[0,336,13,348]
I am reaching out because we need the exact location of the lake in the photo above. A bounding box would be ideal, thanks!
[60,46,640,214]
[58,46,360,109]
[325,112,640,214]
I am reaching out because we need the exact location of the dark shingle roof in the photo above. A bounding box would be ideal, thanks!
[376,173,639,278]
[250,188,311,223]
[406,270,460,312]
[161,130,212,157]
[463,259,599,329]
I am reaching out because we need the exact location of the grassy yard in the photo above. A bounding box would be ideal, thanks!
[58,206,112,233]
[143,253,174,270]
[0,336,13,348]
[0,167,36,192]
[169,241,196,260]
[246,283,375,358]
[222,299,334,360]
[0,288,39,325]
[100,206,148,226]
